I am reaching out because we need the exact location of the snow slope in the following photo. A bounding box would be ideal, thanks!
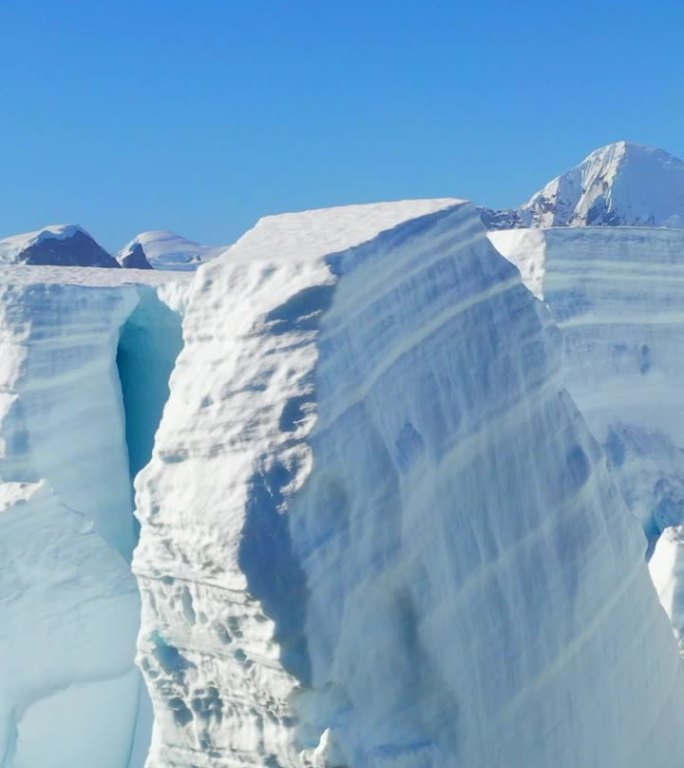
[134,200,684,767]
[0,224,120,267]
[118,231,226,271]
[481,141,684,229]
[0,266,191,768]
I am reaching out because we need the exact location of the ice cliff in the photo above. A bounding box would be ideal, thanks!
[132,200,684,767]
[0,266,191,768]
[490,226,684,656]
[2,199,684,768]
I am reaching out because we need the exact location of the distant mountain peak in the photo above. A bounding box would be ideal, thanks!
[117,230,227,271]
[481,141,684,230]
[116,241,152,270]
[0,224,119,267]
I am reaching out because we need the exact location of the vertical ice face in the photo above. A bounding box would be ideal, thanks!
[491,227,684,660]
[0,268,191,768]
[490,227,684,542]
[0,279,141,767]
[135,201,684,767]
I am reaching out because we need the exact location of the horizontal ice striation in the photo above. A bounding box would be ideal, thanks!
[0,266,190,768]
[490,227,684,542]
[135,200,684,767]
[490,227,684,660]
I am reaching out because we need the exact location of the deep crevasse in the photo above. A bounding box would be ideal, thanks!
[134,201,684,767]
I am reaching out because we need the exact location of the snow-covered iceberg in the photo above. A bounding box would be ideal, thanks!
[134,200,684,767]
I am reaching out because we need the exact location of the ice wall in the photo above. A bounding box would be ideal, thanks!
[490,227,684,659]
[0,268,189,768]
[135,201,684,767]
[490,227,684,543]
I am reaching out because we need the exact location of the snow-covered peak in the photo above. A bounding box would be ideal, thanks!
[482,141,684,230]
[523,141,684,227]
[0,224,119,267]
[118,230,227,271]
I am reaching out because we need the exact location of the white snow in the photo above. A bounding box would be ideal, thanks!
[118,230,227,271]
[134,199,684,767]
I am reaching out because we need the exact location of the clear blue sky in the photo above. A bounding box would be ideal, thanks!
[1,0,682,250]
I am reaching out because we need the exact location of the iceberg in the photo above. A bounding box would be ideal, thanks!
[134,200,684,767]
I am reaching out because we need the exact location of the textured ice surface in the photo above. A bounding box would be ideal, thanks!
[134,200,684,767]
[0,266,190,768]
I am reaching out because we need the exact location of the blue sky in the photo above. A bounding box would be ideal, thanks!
[1,1,683,249]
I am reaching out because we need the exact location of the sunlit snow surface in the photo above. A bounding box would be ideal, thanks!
[134,201,684,767]
[0,266,191,768]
